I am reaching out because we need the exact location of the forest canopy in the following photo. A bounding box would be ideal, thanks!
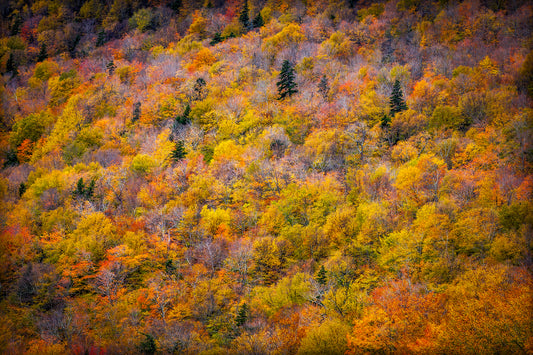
[0,0,532,353]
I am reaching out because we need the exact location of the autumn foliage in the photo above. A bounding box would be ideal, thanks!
[0,0,532,354]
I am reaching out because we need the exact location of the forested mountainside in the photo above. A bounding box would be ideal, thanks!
[0,0,532,353]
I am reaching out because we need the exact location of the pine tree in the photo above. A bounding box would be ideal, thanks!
[37,43,48,62]
[194,78,206,100]
[6,53,17,76]
[175,104,191,126]
[277,60,298,100]
[18,182,26,197]
[96,30,106,47]
[182,104,191,123]
[210,32,223,46]
[75,178,86,197]
[132,102,141,122]
[381,113,391,128]
[252,12,264,28]
[170,0,182,13]
[171,140,187,162]
[318,75,329,101]
[316,265,327,286]
[235,303,249,327]
[107,60,116,75]
[389,79,407,116]
[10,13,22,35]
[239,0,250,31]
[85,179,95,198]
[139,333,157,355]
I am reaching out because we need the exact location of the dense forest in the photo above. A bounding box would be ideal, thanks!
[0,0,532,353]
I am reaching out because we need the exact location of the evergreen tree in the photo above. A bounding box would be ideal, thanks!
[170,0,182,13]
[252,12,264,28]
[96,30,106,47]
[239,0,250,30]
[139,333,157,355]
[85,179,95,198]
[37,43,48,62]
[18,182,26,197]
[210,32,223,46]
[132,102,141,122]
[318,75,329,101]
[235,303,249,327]
[389,79,407,116]
[180,104,191,124]
[194,78,206,100]
[75,178,85,197]
[6,53,17,76]
[106,60,116,75]
[316,265,327,286]
[10,12,22,35]
[173,104,191,134]
[171,140,187,162]
[381,113,391,128]
[277,60,298,100]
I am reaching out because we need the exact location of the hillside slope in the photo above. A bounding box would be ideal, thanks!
[0,0,532,353]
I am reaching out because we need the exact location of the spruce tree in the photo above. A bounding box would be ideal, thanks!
[235,303,249,327]
[194,78,206,100]
[139,333,157,355]
[277,60,298,100]
[318,75,329,101]
[37,43,48,62]
[75,178,86,197]
[176,104,191,125]
[10,13,22,35]
[170,0,182,13]
[132,102,141,122]
[18,182,26,197]
[316,265,327,286]
[389,79,407,117]
[85,179,95,198]
[210,32,223,46]
[381,113,391,128]
[252,12,264,28]
[96,30,106,47]
[107,60,116,75]
[239,0,250,30]
[182,104,191,122]
[6,53,17,76]
[171,140,187,162]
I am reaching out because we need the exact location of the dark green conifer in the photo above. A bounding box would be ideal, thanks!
[10,12,22,35]
[6,53,17,76]
[389,79,407,116]
[75,178,85,197]
[170,0,182,13]
[194,78,206,100]
[18,182,26,197]
[132,102,141,122]
[171,140,186,162]
[37,43,48,62]
[239,0,250,30]
[139,333,156,355]
[178,104,191,125]
[235,303,249,327]
[318,75,329,101]
[210,32,223,46]
[381,113,391,128]
[85,179,95,198]
[96,30,106,47]
[316,265,327,286]
[252,12,264,28]
[277,60,298,100]
[107,60,116,75]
